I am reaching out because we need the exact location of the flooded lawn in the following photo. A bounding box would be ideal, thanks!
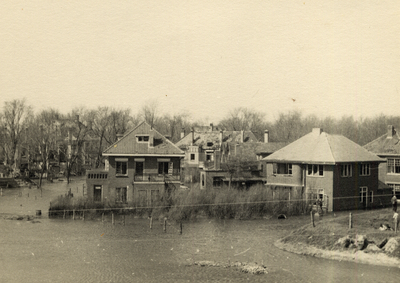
[0,180,399,282]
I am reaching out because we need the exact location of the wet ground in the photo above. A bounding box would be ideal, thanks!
[0,179,399,282]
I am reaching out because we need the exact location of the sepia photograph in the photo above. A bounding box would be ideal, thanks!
[0,1,400,282]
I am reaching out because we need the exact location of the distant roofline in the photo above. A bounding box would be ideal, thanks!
[103,153,185,157]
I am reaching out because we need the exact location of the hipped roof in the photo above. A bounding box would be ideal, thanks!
[364,127,400,156]
[263,129,384,164]
[103,121,184,156]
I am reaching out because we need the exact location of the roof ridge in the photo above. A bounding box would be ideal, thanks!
[324,133,336,162]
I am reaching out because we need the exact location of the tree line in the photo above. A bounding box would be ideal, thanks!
[0,98,398,184]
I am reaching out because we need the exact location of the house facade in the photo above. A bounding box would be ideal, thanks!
[199,132,287,190]
[86,122,184,206]
[364,125,400,197]
[262,128,389,212]
[175,124,258,184]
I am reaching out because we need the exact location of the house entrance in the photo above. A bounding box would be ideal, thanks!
[94,185,102,202]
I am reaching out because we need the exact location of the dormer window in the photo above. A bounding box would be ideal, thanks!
[207,142,213,147]
[137,135,149,142]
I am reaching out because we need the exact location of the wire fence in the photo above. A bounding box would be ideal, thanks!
[47,193,396,213]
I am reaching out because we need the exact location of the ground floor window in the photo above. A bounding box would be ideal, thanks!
[116,187,127,204]
[213,177,223,187]
[388,183,400,193]
[360,187,367,203]
[369,191,373,203]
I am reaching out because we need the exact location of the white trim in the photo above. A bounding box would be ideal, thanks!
[157,158,171,162]
[115,158,128,162]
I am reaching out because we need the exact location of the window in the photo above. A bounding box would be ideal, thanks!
[274,163,293,175]
[360,187,367,203]
[116,161,127,176]
[137,135,149,142]
[206,142,213,147]
[307,164,324,176]
[115,187,127,204]
[158,162,169,175]
[206,154,213,162]
[387,159,400,174]
[359,164,370,176]
[213,177,223,187]
[341,164,352,177]
[388,183,400,192]
[190,153,195,161]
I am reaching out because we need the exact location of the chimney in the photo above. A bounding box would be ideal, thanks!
[312,128,323,135]
[191,128,194,145]
[116,133,123,141]
[264,130,269,143]
[241,130,244,143]
[387,125,395,138]
[180,128,185,139]
[219,130,223,146]
[210,123,214,131]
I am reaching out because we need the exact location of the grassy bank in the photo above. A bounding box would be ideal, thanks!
[49,184,313,220]
[279,208,400,260]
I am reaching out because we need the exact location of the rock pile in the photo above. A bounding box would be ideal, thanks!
[335,234,400,255]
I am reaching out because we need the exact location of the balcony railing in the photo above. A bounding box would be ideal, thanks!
[86,170,108,180]
[134,173,181,182]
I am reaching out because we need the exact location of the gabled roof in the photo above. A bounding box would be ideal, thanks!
[364,126,400,156]
[103,121,184,156]
[176,129,258,149]
[263,128,384,164]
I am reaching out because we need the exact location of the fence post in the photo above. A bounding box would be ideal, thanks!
[150,216,153,229]
[179,222,182,235]
[73,209,75,220]
[102,213,104,223]
[63,210,66,219]
[163,218,167,233]
[112,213,115,225]
[123,215,125,226]
[311,211,315,227]
[82,210,85,221]
[349,213,352,229]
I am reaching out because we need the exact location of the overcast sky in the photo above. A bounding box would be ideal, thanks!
[1,1,399,124]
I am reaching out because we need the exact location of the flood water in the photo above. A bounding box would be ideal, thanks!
[0,180,399,282]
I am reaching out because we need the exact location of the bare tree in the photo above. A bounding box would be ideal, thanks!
[221,146,258,190]
[139,99,159,127]
[59,108,92,184]
[2,99,32,174]
[219,107,267,141]
[28,109,61,188]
